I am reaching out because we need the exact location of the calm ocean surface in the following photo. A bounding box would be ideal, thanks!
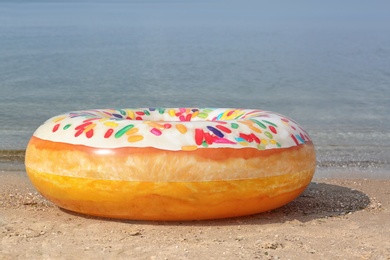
[1,0,389,178]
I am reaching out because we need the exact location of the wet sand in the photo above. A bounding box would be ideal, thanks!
[1,171,389,259]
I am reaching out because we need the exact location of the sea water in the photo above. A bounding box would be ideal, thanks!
[0,0,389,178]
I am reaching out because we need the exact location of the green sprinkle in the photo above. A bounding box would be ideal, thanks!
[63,124,71,130]
[144,110,150,116]
[262,120,277,127]
[276,142,282,148]
[250,119,266,129]
[264,131,273,139]
[115,124,134,138]
[202,141,208,147]
[118,109,126,116]
[198,112,208,119]
[158,108,165,114]
[234,113,245,119]
[231,123,239,129]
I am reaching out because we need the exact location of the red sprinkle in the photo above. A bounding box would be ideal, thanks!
[104,129,114,138]
[86,129,94,138]
[185,114,192,121]
[204,132,214,144]
[52,124,60,133]
[136,111,145,115]
[251,133,260,144]
[195,129,204,145]
[216,125,232,133]
[75,122,92,130]
[227,110,235,117]
[269,125,277,134]
[164,123,172,129]
[239,133,253,142]
[75,128,84,137]
[291,134,299,145]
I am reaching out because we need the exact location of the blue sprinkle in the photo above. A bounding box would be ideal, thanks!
[112,113,123,119]
[207,126,224,137]
[296,134,305,143]
[216,113,224,120]
[235,137,246,142]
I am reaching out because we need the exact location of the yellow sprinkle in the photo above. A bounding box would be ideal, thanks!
[128,135,144,142]
[176,124,187,134]
[168,109,176,117]
[126,109,135,120]
[249,125,262,133]
[84,123,96,132]
[191,110,199,118]
[104,121,119,128]
[239,142,249,146]
[270,139,277,144]
[261,139,268,145]
[53,116,66,123]
[281,121,289,126]
[181,145,198,151]
[146,122,165,129]
[126,128,139,135]
[240,120,262,133]
[239,120,254,126]
[226,109,242,120]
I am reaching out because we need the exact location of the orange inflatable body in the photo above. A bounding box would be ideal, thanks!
[25,108,316,220]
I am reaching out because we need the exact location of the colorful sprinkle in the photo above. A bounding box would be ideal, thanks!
[52,124,60,132]
[104,121,119,127]
[197,112,208,119]
[262,120,277,127]
[150,128,162,136]
[104,129,114,138]
[204,132,214,145]
[195,129,204,145]
[115,124,134,138]
[250,119,266,129]
[181,145,198,151]
[207,126,224,138]
[128,135,144,142]
[216,125,232,133]
[86,129,94,138]
[126,128,139,135]
[176,124,187,134]
[231,123,239,129]
[264,132,273,139]
[269,125,277,134]
[53,116,66,123]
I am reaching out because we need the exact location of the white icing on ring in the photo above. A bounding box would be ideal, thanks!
[33,108,312,151]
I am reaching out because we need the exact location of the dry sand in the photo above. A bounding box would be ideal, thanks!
[1,171,389,259]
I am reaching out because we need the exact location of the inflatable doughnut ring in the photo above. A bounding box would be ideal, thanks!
[25,108,316,220]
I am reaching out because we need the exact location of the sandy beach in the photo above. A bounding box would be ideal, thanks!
[1,171,389,259]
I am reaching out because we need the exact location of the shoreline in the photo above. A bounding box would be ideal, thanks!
[1,171,389,259]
